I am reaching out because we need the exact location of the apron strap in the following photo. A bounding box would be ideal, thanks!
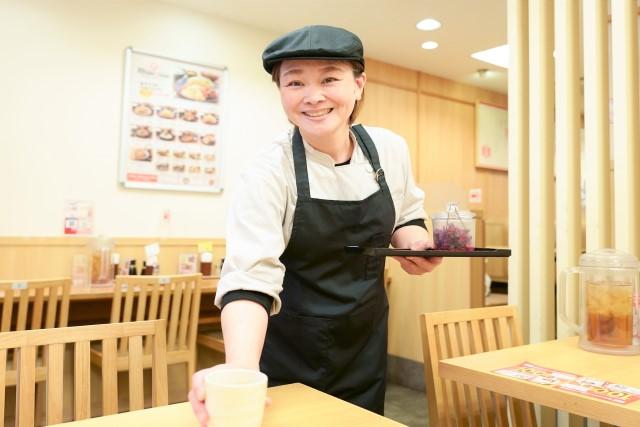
[291,128,311,200]
[350,124,392,197]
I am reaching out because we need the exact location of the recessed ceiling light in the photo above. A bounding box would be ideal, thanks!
[421,41,439,50]
[416,18,441,31]
[470,44,509,68]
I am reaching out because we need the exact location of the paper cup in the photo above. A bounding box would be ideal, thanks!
[205,368,268,427]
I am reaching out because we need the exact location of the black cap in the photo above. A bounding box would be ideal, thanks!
[262,25,364,74]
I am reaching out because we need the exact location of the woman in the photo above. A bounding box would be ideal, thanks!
[189,25,442,425]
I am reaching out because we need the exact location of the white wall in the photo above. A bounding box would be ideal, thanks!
[0,0,288,237]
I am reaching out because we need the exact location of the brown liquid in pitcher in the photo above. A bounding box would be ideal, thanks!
[586,281,633,347]
[587,312,632,346]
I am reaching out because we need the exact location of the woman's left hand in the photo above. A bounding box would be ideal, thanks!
[392,239,443,275]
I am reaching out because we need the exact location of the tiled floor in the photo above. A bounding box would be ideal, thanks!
[384,382,429,427]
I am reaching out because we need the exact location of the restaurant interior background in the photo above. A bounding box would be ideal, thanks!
[0,0,510,391]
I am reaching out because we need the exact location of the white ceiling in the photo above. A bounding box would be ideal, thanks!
[160,0,508,94]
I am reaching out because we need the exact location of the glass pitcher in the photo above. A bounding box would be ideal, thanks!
[559,248,640,355]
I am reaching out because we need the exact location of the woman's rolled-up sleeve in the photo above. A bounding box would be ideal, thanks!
[214,154,289,315]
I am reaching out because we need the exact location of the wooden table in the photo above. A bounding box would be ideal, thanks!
[439,336,640,426]
[68,276,218,301]
[50,383,405,426]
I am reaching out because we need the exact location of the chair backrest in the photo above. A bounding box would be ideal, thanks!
[420,305,537,427]
[0,278,71,332]
[111,274,202,355]
[0,319,168,427]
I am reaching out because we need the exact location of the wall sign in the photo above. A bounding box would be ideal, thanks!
[63,200,94,235]
[475,102,508,171]
[119,47,227,193]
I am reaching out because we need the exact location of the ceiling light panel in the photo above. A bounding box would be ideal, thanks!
[416,18,441,31]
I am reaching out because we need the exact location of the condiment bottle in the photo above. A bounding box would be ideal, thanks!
[111,253,120,279]
[128,259,138,275]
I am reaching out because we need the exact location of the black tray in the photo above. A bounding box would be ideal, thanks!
[344,246,511,258]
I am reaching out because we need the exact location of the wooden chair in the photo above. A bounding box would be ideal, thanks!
[0,319,168,426]
[0,278,71,386]
[90,274,202,389]
[197,329,225,353]
[420,305,537,427]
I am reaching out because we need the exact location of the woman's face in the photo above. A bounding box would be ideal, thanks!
[278,59,365,142]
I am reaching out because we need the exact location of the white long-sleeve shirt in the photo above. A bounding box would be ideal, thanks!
[215,125,426,314]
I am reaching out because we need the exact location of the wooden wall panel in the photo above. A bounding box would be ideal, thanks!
[418,95,508,223]
[0,237,226,280]
[419,73,508,107]
[365,58,419,91]
[386,257,471,360]
[358,82,419,175]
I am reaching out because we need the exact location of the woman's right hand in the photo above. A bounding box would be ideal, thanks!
[189,364,228,427]
[188,363,271,427]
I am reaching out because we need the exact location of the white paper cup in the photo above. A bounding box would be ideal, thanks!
[205,368,268,427]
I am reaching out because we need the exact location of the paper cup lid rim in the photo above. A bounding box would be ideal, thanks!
[205,368,268,387]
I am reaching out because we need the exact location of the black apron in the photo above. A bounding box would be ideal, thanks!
[260,125,396,414]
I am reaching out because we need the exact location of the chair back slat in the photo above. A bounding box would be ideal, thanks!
[509,316,524,346]
[16,292,29,331]
[136,284,149,321]
[151,322,169,407]
[0,320,168,424]
[421,305,538,427]
[101,337,119,415]
[147,284,161,320]
[46,343,65,425]
[157,284,172,337]
[128,335,145,411]
[187,280,202,355]
[44,288,58,329]
[111,280,124,321]
[496,317,511,348]
[178,282,194,349]
[482,318,498,351]
[122,284,136,323]
[74,341,91,420]
[167,282,184,350]
[117,280,136,354]
[457,322,482,427]
[1,290,14,332]
[0,348,6,427]
[144,284,161,354]
[31,289,44,330]
[16,346,36,427]
[434,324,453,425]
[444,323,466,425]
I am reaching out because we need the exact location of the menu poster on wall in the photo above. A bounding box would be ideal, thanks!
[119,48,227,193]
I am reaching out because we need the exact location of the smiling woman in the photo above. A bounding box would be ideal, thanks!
[188,24,442,427]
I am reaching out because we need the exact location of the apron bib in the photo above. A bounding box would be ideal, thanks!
[260,125,396,414]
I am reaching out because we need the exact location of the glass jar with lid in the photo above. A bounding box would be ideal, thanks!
[431,203,476,251]
[89,235,115,285]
